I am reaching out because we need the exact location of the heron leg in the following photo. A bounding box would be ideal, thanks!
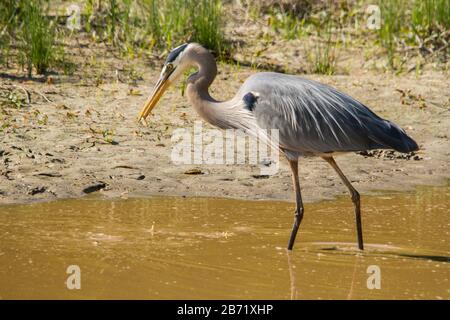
[323,156,364,250]
[287,159,304,251]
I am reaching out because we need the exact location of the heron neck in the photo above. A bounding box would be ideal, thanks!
[188,48,217,93]
[186,48,225,127]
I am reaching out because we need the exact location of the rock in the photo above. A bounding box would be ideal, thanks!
[218,177,234,181]
[35,172,62,178]
[28,186,46,195]
[112,165,138,170]
[252,174,269,179]
[82,182,107,194]
[260,158,274,166]
[184,169,203,175]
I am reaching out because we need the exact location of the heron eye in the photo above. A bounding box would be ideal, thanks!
[166,63,174,70]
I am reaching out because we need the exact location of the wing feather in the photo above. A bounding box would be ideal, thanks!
[237,72,417,155]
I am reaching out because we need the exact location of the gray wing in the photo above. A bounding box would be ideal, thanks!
[238,72,418,155]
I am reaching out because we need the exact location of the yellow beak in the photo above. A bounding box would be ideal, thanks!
[138,76,171,123]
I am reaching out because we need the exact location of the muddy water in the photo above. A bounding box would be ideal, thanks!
[0,186,448,299]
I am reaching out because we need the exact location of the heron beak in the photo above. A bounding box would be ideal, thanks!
[138,74,171,123]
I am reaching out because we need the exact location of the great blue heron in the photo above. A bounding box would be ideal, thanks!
[138,43,419,251]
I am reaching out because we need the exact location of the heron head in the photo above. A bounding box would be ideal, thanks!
[138,43,191,122]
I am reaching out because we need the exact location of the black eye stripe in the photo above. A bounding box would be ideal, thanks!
[165,43,188,64]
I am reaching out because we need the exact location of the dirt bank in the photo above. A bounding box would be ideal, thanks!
[1,59,449,205]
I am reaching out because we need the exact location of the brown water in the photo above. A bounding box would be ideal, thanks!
[0,186,449,300]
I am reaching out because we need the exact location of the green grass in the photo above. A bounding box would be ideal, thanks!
[20,1,57,76]
[378,0,449,70]
[264,0,448,72]
[1,0,448,77]
[0,1,21,68]
[190,0,225,57]
[269,11,305,40]
[411,0,450,39]
[308,19,339,75]
[264,5,340,74]
[378,0,407,70]
[88,0,228,58]
[2,0,228,75]
[0,0,64,77]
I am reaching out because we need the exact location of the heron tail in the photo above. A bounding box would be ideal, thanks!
[368,120,419,153]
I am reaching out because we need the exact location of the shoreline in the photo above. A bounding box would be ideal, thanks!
[1,163,448,207]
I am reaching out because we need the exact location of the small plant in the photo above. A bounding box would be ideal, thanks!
[141,0,162,46]
[375,0,449,70]
[0,1,19,69]
[18,0,59,76]
[88,127,117,144]
[0,1,73,76]
[190,0,225,57]
[0,1,19,34]
[102,129,116,144]
[0,90,25,109]
[378,0,406,70]
[269,11,305,40]
[307,18,339,75]
[412,0,450,37]
[411,0,450,57]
